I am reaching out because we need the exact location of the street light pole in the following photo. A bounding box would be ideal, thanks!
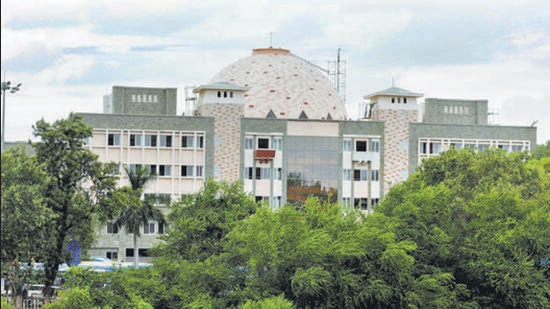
[1,78,22,153]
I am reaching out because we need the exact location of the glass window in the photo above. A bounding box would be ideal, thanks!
[273,168,282,180]
[106,222,119,234]
[261,168,271,179]
[182,136,194,148]
[130,134,143,147]
[158,222,166,234]
[355,140,367,152]
[257,138,270,149]
[143,223,155,235]
[245,138,254,149]
[160,135,172,147]
[159,165,171,176]
[145,134,157,147]
[197,136,204,149]
[370,139,380,152]
[181,165,193,177]
[149,165,157,175]
[273,138,282,151]
[371,170,379,181]
[343,140,352,152]
[353,169,368,181]
[343,169,351,180]
[106,251,118,260]
[195,166,203,177]
[108,133,121,146]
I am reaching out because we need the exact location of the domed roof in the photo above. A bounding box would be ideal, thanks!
[210,47,347,120]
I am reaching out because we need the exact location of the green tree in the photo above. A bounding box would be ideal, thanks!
[31,113,119,296]
[1,147,53,306]
[114,165,166,268]
[379,148,550,307]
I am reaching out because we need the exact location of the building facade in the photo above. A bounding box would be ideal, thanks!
[80,47,536,262]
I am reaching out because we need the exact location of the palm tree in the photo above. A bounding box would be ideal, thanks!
[115,165,166,268]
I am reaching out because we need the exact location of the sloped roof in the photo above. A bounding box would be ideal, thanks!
[193,81,248,93]
[364,87,423,99]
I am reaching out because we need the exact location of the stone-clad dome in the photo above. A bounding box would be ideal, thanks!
[210,47,347,120]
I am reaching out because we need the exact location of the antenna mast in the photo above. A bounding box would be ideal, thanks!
[327,48,347,103]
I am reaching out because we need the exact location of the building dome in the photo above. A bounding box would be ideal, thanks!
[210,47,347,120]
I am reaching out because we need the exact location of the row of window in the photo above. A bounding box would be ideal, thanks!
[128,164,203,177]
[443,105,470,115]
[343,169,380,181]
[419,139,529,155]
[131,94,159,103]
[104,248,152,259]
[244,167,282,180]
[342,198,380,210]
[343,139,380,152]
[245,137,381,153]
[255,196,282,209]
[217,91,234,98]
[391,97,408,104]
[107,221,166,235]
[245,137,282,150]
[107,133,204,148]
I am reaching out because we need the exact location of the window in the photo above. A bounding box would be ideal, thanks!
[195,166,203,177]
[138,249,150,257]
[130,134,143,146]
[217,91,221,97]
[244,167,253,180]
[108,133,121,146]
[158,222,166,234]
[83,137,91,145]
[272,196,281,209]
[160,135,172,147]
[106,251,118,260]
[197,136,204,149]
[397,97,401,103]
[181,165,193,177]
[182,136,194,148]
[245,138,254,149]
[273,138,282,151]
[356,140,367,152]
[257,138,270,149]
[403,97,407,103]
[149,165,157,175]
[371,170,379,181]
[260,168,271,179]
[370,139,380,152]
[343,169,351,180]
[223,91,227,98]
[145,134,157,147]
[144,222,155,235]
[353,169,368,181]
[255,168,261,180]
[159,165,171,176]
[153,95,158,103]
[343,140,352,151]
[126,248,134,257]
[230,92,233,98]
[273,168,282,180]
[131,94,136,102]
[391,97,395,103]
[106,222,119,234]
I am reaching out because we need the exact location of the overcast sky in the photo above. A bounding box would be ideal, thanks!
[1,0,549,143]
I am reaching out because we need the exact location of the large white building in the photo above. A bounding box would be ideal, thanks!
[80,47,536,262]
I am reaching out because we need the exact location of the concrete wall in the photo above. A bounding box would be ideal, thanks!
[112,86,177,116]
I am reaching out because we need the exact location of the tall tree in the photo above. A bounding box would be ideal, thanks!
[115,165,166,268]
[32,113,119,296]
[1,147,52,307]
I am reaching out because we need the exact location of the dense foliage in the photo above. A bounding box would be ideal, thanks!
[1,114,119,306]
[4,134,550,308]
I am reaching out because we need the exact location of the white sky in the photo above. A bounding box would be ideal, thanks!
[2,0,549,143]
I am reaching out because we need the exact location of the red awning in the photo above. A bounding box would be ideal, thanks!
[255,149,276,160]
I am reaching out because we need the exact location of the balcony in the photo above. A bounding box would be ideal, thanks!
[255,149,276,163]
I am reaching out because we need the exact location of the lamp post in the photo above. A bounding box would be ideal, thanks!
[1,79,22,153]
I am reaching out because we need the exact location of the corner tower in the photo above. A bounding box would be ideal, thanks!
[364,86,423,191]
[194,82,248,181]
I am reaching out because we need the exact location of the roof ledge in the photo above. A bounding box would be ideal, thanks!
[253,47,290,55]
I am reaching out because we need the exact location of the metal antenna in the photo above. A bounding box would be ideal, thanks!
[269,32,273,48]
